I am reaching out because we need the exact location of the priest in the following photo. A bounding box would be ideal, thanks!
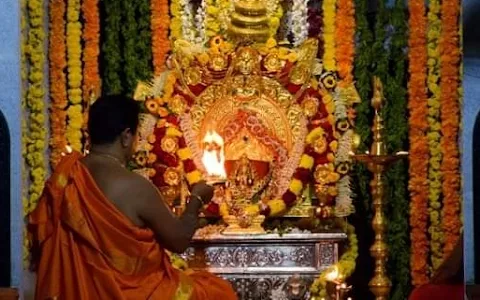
[29,95,237,300]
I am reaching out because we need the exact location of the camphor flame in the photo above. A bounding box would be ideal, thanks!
[202,130,227,179]
[325,266,340,282]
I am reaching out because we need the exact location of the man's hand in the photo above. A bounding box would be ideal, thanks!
[191,181,214,204]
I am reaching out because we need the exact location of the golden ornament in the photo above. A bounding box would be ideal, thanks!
[163,168,181,186]
[264,53,284,72]
[185,66,202,85]
[301,96,319,117]
[161,136,179,153]
[313,137,328,155]
[210,54,228,71]
[169,94,188,115]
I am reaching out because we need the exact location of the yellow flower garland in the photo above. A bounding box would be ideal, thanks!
[205,0,220,39]
[322,0,337,71]
[170,0,182,40]
[66,0,83,151]
[426,0,444,271]
[25,0,47,216]
[177,143,203,185]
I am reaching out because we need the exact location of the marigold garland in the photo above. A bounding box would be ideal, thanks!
[25,0,47,217]
[151,0,170,75]
[48,0,68,168]
[82,0,101,97]
[21,0,30,265]
[408,0,429,286]
[66,0,83,152]
[322,0,336,72]
[205,0,220,39]
[170,0,182,40]
[439,0,462,257]
[426,0,444,271]
[335,0,355,83]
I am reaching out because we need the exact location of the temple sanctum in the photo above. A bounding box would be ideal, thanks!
[0,0,478,299]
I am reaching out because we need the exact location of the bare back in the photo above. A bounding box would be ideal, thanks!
[80,155,146,227]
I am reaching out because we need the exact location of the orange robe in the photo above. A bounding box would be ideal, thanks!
[29,152,237,300]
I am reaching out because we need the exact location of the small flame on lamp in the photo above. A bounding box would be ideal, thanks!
[325,266,339,282]
[202,130,227,179]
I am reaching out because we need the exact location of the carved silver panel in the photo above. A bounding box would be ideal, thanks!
[181,232,347,299]
[220,274,314,300]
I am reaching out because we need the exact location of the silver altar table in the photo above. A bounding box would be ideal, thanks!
[182,232,347,299]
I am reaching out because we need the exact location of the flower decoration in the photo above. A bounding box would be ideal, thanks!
[151,0,170,75]
[335,0,355,83]
[66,0,84,152]
[408,0,430,286]
[25,0,47,216]
[161,136,179,154]
[49,0,68,168]
[322,0,337,71]
[426,0,444,270]
[439,0,462,257]
[321,72,337,90]
[290,0,309,47]
[164,168,181,186]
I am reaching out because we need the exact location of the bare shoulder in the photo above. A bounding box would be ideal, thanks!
[122,171,159,200]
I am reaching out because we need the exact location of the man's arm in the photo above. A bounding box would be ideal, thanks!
[133,176,203,253]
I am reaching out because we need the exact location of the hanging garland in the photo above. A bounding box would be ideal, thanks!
[180,0,196,43]
[266,0,282,38]
[151,0,170,75]
[194,0,207,44]
[102,0,123,95]
[66,0,83,152]
[322,0,336,71]
[310,221,358,297]
[25,0,47,215]
[426,0,444,271]
[290,0,309,47]
[335,0,355,82]
[122,0,141,93]
[332,0,356,217]
[136,0,154,82]
[48,0,68,168]
[439,0,462,257]
[385,1,411,299]
[21,0,29,265]
[82,0,100,97]
[205,0,220,39]
[352,0,373,213]
[170,0,183,41]
[408,0,429,286]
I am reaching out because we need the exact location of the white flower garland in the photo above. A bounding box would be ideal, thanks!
[291,0,309,46]
[194,0,206,45]
[180,0,196,43]
[333,88,354,217]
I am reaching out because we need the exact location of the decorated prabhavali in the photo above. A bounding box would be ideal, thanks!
[132,0,359,233]
[133,35,358,222]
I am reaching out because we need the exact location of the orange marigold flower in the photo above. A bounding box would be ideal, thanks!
[146,99,159,113]
[158,107,169,117]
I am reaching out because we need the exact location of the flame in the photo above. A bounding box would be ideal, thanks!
[202,130,226,178]
[325,266,339,282]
